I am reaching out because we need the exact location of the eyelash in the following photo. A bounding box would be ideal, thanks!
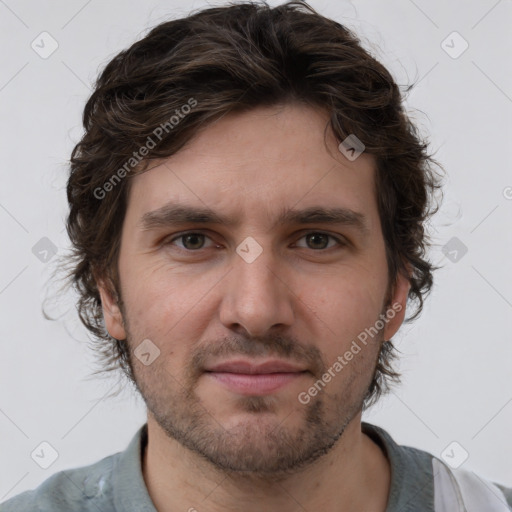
[164,231,346,252]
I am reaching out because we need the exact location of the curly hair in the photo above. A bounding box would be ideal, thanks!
[63,0,442,407]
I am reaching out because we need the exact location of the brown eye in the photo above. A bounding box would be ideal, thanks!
[306,233,329,249]
[295,232,343,250]
[168,232,214,251]
[181,233,205,250]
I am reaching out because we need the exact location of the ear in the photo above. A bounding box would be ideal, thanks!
[383,269,410,340]
[97,278,127,340]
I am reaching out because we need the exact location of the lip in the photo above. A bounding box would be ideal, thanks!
[204,359,308,395]
[204,359,307,374]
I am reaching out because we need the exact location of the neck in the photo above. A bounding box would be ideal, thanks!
[141,413,391,512]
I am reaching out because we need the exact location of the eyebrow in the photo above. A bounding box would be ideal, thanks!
[139,203,370,235]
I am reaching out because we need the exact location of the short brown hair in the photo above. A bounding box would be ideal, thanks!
[63,0,442,407]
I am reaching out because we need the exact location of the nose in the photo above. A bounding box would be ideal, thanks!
[218,242,295,337]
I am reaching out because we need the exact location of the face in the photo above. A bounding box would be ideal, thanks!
[98,103,409,477]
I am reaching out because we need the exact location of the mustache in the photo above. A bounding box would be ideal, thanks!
[188,334,327,379]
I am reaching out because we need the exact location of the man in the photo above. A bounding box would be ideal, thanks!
[2,1,510,511]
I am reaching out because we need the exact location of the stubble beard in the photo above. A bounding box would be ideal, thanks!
[128,338,378,481]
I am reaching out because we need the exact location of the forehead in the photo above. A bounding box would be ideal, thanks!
[125,103,379,231]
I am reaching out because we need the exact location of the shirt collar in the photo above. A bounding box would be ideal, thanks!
[362,421,435,512]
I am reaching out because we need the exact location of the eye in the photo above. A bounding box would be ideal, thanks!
[167,232,215,251]
[294,232,345,250]
[164,230,345,253]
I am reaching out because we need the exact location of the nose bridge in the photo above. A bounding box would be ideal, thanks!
[235,237,278,296]
[219,236,294,335]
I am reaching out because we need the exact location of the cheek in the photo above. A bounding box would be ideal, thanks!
[306,262,387,312]
[119,262,218,364]
[297,270,387,356]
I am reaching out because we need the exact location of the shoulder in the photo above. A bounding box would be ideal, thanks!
[398,441,512,511]
[433,459,512,512]
[362,422,512,511]
[0,452,118,512]
[396,440,512,511]
[496,483,512,510]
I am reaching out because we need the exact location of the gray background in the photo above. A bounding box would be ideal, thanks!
[1,0,511,500]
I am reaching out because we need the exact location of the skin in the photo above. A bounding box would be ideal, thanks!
[98,102,410,512]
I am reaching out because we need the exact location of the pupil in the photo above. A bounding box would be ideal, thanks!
[184,234,203,249]
[308,233,327,249]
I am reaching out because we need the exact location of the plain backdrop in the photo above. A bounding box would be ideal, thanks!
[1,0,511,501]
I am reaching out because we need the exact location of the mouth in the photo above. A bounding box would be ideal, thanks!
[203,359,309,395]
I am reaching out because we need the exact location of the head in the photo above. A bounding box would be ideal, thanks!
[64,1,441,476]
